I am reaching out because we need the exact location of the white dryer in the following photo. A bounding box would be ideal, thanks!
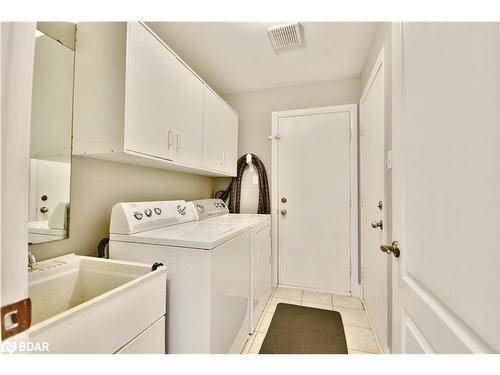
[188,199,272,334]
[108,200,250,354]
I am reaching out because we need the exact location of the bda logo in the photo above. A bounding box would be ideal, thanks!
[0,341,17,354]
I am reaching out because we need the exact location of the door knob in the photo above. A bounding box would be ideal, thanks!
[40,207,49,214]
[280,209,287,216]
[380,241,400,258]
[371,220,383,230]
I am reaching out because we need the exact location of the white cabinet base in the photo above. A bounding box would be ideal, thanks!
[116,316,165,354]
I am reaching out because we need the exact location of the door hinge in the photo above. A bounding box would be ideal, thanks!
[1,298,32,340]
[268,135,281,141]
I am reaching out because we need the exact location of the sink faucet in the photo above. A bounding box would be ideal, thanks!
[28,252,38,271]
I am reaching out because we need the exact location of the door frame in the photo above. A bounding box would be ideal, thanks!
[391,21,403,353]
[359,46,390,353]
[270,104,359,296]
[0,22,36,343]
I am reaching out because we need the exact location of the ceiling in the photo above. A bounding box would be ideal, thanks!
[147,22,378,95]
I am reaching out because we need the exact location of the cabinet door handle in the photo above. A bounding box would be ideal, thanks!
[168,130,174,149]
[176,134,181,153]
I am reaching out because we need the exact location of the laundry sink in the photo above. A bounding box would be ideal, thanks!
[28,254,167,354]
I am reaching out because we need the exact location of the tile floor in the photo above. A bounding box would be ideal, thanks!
[241,286,380,354]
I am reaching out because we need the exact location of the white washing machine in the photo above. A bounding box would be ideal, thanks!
[108,200,250,354]
[188,199,272,334]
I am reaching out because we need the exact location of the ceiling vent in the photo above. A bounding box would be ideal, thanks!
[268,22,302,51]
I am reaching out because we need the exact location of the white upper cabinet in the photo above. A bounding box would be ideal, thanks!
[203,86,239,175]
[125,22,177,160]
[73,22,236,177]
[172,58,204,167]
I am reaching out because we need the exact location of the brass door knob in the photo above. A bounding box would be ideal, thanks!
[380,241,400,258]
[280,209,287,216]
[371,220,383,230]
[40,207,49,214]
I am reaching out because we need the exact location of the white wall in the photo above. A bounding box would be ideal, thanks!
[223,78,361,175]
[29,157,214,261]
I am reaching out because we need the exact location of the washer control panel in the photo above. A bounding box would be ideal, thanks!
[110,200,195,234]
[188,199,229,220]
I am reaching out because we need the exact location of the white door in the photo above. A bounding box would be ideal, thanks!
[125,22,176,160]
[360,50,388,351]
[273,106,357,293]
[392,22,500,353]
[1,22,36,344]
[32,159,70,221]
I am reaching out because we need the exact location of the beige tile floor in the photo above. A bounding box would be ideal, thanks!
[241,286,380,355]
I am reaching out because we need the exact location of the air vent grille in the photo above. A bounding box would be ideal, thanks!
[268,23,302,50]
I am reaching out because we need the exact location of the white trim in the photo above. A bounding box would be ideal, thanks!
[360,46,385,105]
[271,104,359,296]
[363,300,387,354]
[390,21,404,354]
[0,22,36,342]
[359,45,390,354]
[0,24,3,340]
[498,22,500,357]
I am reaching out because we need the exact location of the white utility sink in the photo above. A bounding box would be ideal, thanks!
[28,254,167,354]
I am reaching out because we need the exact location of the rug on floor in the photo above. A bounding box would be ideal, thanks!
[259,303,348,354]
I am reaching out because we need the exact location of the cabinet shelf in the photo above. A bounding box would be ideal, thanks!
[79,150,237,177]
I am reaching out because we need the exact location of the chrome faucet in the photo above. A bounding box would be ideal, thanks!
[28,252,38,271]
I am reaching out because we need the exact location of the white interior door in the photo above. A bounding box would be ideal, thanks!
[274,106,357,293]
[32,159,70,221]
[392,22,500,353]
[360,50,388,351]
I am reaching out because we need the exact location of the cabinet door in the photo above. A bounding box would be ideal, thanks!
[124,23,177,160]
[173,61,204,167]
[202,87,238,175]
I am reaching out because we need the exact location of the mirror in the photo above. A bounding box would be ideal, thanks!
[28,22,76,245]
